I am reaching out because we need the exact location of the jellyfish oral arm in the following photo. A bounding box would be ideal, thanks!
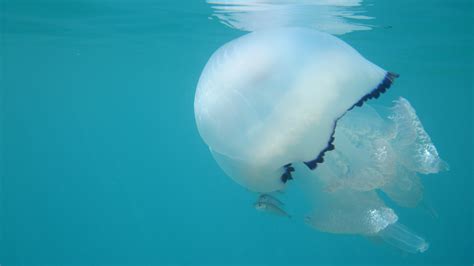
[377,222,429,253]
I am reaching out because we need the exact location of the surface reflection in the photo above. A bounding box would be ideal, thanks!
[208,0,373,34]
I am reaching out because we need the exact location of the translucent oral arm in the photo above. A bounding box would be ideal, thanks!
[377,222,429,253]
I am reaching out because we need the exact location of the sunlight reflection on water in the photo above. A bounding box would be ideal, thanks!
[207,0,374,34]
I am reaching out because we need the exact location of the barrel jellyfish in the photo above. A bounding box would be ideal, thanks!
[194,27,447,253]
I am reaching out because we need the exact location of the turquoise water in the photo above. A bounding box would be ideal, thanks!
[1,0,472,265]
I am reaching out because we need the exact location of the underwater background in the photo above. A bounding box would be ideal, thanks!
[1,0,472,265]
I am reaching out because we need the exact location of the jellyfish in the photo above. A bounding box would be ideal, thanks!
[194,27,447,253]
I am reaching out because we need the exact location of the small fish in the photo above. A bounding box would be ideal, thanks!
[304,215,314,226]
[258,194,284,206]
[254,202,291,218]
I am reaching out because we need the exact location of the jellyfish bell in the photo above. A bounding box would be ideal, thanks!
[194,27,396,192]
